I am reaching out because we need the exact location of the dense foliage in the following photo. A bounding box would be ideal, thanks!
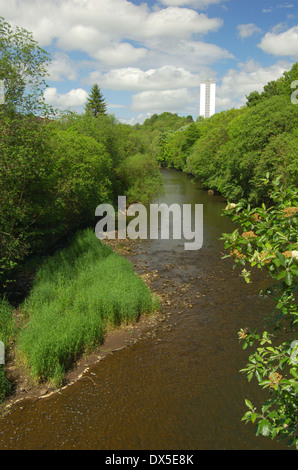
[222,176,298,448]
[0,103,162,294]
[117,153,163,204]
[0,19,162,401]
[135,112,194,164]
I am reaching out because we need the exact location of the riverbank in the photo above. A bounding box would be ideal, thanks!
[2,304,161,415]
[0,231,180,415]
[1,222,206,416]
[0,232,161,412]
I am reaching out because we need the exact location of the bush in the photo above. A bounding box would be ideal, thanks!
[0,111,55,285]
[0,113,113,287]
[222,176,298,448]
[117,153,163,204]
[217,95,298,203]
[49,128,113,229]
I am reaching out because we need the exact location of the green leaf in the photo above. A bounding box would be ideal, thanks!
[257,419,272,437]
[285,271,292,286]
[245,399,254,410]
[276,270,286,280]
[255,370,262,382]
[275,252,286,267]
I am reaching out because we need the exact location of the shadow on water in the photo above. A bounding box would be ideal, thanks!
[0,169,290,450]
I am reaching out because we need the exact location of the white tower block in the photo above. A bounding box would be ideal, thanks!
[200,80,216,118]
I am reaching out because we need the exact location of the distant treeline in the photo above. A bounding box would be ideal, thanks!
[137,62,298,205]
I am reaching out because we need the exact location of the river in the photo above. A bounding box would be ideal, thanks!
[0,169,289,450]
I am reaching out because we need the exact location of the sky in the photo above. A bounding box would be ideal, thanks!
[1,0,298,123]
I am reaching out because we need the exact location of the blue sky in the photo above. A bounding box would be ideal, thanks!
[1,0,297,123]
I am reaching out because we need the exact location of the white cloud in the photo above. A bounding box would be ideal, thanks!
[1,0,224,68]
[262,3,294,13]
[258,25,298,58]
[167,39,233,65]
[57,25,109,53]
[1,0,241,119]
[237,23,262,39]
[47,53,79,82]
[216,59,292,110]
[277,3,294,8]
[44,87,89,109]
[108,103,126,109]
[159,0,226,8]
[88,66,203,91]
[93,43,148,66]
[103,38,233,73]
[120,112,153,125]
[131,88,196,112]
[142,7,223,38]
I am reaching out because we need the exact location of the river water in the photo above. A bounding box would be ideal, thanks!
[0,169,289,450]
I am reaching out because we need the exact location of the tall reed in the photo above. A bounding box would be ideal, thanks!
[17,229,158,386]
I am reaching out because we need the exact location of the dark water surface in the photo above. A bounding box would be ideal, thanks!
[0,169,288,450]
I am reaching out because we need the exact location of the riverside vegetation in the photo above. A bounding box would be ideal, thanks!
[0,17,162,400]
[0,17,297,449]
[222,177,298,449]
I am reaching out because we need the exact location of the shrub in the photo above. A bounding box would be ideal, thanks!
[222,176,298,449]
[117,153,163,204]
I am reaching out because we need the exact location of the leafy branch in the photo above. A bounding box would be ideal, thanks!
[222,175,298,449]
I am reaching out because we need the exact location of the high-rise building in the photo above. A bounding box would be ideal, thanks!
[200,80,216,118]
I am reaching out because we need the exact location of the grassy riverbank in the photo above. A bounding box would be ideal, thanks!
[0,229,159,396]
[0,299,16,401]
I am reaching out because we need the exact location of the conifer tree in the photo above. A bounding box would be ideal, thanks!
[85,84,107,117]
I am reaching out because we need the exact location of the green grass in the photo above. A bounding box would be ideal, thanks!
[0,298,16,346]
[0,298,16,401]
[0,367,11,402]
[17,228,159,386]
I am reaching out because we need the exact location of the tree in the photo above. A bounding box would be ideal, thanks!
[0,16,51,115]
[246,62,298,107]
[85,84,107,117]
[0,17,53,286]
[246,90,262,107]
[222,176,298,449]
[117,153,163,204]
